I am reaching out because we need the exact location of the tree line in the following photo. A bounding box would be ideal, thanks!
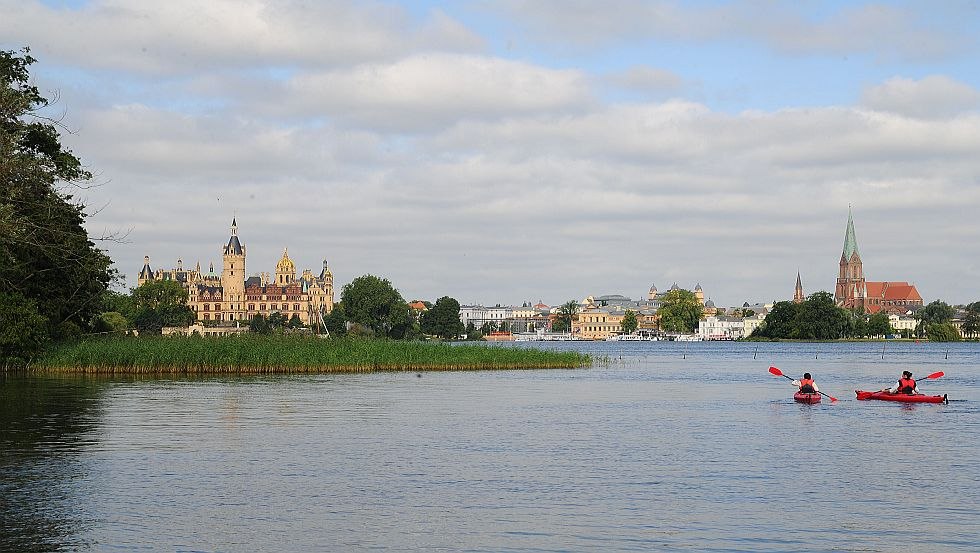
[751,292,976,341]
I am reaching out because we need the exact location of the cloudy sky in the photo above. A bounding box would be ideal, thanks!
[4,0,979,307]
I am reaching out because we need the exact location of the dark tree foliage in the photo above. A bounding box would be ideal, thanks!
[323,303,347,337]
[1,48,114,360]
[249,314,272,335]
[340,275,414,339]
[420,296,464,339]
[621,309,638,335]
[962,302,980,336]
[0,292,49,366]
[658,289,703,333]
[552,300,578,333]
[753,292,849,340]
[926,322,961,342]
[131,280,194,335]
[915,300,955,336]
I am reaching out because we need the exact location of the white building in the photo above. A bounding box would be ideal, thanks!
[698,316,745,340]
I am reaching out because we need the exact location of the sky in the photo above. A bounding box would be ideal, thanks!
[4,0,980,308]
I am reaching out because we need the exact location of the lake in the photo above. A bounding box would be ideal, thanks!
[2,341,978,552]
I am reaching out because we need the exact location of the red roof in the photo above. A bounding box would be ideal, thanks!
[865,281,922,302]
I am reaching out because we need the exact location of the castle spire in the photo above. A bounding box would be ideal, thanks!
[794,271,804,303]
[231,217,238,236]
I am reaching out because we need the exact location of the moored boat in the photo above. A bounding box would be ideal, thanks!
[855,390,947,404]
[794,392,821,404]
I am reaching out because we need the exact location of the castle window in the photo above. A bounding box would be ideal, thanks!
[203,304,210,311]
[271,304,278,311]
[204,314,210,321]
[260,304,266,311]
[293,304,299,311]
[248,304,255,311]
[214,304,221,311]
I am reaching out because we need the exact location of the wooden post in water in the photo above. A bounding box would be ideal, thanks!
[753,346,758,360]
[881,342,886,360]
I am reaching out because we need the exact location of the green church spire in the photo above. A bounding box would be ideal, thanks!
[842,207,860,260]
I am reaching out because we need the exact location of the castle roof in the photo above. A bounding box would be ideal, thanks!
[138,256,153,280]
[224,235,243,255]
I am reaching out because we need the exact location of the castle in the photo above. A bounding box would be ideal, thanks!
[138,219,334,325]
[834,209,922,314]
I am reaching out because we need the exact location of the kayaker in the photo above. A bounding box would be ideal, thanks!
[886,371,919,395]
[792,372,819,394]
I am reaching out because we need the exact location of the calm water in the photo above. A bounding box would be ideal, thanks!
[2,342,979,552]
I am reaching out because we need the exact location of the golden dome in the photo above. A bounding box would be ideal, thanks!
[276,248,295,274]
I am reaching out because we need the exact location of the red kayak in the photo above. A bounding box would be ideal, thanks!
[794,392,821,404]
[855,390,948,404]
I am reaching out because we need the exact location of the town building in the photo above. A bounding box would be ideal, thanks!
[138,219,334,326]
[833,209,923,314]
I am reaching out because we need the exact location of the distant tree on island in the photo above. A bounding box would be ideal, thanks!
[1,48,115,364]
[752,292,850,340]
[621,309,638,335]
[915,300,955,338]
[420,296,464,339]
[131,280,195,335]
[962,302,980,336]
[552,301,579,333]
[658,289,703,333]
[340,275,415,339]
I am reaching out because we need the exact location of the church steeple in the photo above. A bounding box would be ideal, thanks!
[794,271,804,303]
[835,207,866,310]
[842,207,860,262]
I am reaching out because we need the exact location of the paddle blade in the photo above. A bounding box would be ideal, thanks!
[829,395,838,402]
[768,366,783,377]
[923,371,945,380]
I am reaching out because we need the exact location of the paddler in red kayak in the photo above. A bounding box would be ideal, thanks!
[882,370,920,395]
[792,372,819,394]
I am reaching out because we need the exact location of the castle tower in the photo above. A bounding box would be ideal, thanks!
[694,283,704,304]
[138,256,153,286]
[794,272,804,303]
[835,208,866,310]
[276,248,296,286]
[221,217,247,322]
[319,259,334,311]
[648,284,658,300]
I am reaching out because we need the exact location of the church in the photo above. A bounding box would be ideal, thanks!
[138,219,335,326]
[834,210,923,314]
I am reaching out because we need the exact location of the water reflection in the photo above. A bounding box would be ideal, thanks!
[0,374,106,552]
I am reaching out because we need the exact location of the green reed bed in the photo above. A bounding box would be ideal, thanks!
[33,335,591,374]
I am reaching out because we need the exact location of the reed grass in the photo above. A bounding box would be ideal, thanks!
[32,335,591,375]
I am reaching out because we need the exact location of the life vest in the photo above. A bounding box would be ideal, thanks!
[898,377,916,394]
[799,378,816,393]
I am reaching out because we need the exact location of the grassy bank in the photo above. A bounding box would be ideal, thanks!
[31,336,591,374]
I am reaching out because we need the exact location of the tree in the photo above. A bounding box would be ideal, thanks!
[916,300,955,337]
[323,303,347,337]
[1,48,114,344]
[249,314,271,335]
[962,302,980,336]
[0,292,49,367]
[866,312,892,338]
[926,323,961,342]
[552,300,578,333]
[340,275,414,339]
[796,292,849,339]
[752,301,800,339]
[131,280,194,335]
[658,289,703,333]
[288,314,303,329]
[621,309,638,335]
[420,296,464,339]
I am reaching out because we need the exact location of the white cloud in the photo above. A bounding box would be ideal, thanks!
[861,75,980,119]
[0,0,484,74]
[278,53,594,130]
[606,65,686,96]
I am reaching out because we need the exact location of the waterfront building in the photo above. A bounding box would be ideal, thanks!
[138,219,334,326]
[698,316,745,340]
[833,209,923,314]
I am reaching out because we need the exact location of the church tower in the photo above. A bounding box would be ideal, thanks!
[834,208,866,310]
[794,272,804,303]
[221,217,247,322]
